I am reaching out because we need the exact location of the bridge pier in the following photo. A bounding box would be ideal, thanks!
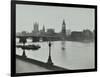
[32,37,40,42]
[42,37,49,41]
[19,37,27,43]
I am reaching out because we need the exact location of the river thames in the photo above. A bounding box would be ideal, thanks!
[16,39,95,70]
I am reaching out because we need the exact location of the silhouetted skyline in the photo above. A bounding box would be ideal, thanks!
[16,4,95,33]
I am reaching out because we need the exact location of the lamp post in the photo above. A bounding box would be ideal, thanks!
[22,49,26,58]
[47,41,53,65]
[22,38,27,58]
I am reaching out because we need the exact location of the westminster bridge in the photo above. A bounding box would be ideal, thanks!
[16,34,63,43]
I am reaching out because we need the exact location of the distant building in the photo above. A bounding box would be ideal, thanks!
[47,28,55,34]
[70,30,94,41]
[61,20,66,35]
[66,29,71,36]
[42,25,45,33]
[40,25,45,34]
[21,31,27,36]
[82,29,93,40]
[71,31,84,41]
[32,22,39,36]
[33,22,39,32]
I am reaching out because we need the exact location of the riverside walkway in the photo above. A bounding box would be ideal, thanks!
[16,58,51,73]
[16,55,68,73]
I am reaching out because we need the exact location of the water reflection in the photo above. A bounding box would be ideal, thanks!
[61,41,66,51]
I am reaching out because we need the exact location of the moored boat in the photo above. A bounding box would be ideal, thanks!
[16,44,41,50]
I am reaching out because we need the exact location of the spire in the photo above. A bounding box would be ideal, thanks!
[42,25,45,32]
[62,19,66,26]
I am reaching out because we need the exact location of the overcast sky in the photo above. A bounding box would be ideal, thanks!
[16,4,95,33]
